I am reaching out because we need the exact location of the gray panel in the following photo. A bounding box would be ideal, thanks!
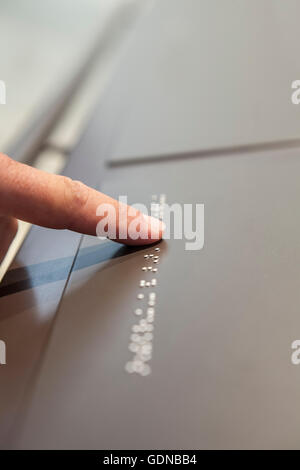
[100,0,300,162]
[0,227,81,448]
[12,147,300,449]
[0,111,107,448]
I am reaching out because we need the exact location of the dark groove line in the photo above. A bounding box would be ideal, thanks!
[107,138,300,168]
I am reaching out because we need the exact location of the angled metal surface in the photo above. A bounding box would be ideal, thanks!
[10,147,300,450]
[2,0,300,450]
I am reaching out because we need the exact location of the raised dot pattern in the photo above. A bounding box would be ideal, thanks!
[125,194,165,376]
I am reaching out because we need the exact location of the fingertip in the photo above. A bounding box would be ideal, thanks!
[111,213,165,246]
[146,215,165,242]
[126,214,165,246]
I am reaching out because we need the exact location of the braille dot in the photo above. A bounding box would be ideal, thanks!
[140,344,150,354]
[149,254,154,258]
[151,279,157,286]
[147,267,152,271]
[148,300,155,307]
[131,333,140,343]
[142,267,147,271]
[149,292,156,300]
[144,332,153,341]
[155,247,160,252]
[141,344,152,354]
[154,255,159,259]
[144,254,149,259]
[142,365,151,375]
[153,260,158,264]
[147,307,155,315]
[133,360,145,374]
[139,353,152,362]
[137,293,144,300]
[152,268,158,273]
[140,280,146,287]
[129,342,139,353]
[140,319,147,327]
[134,308,143,316]
[145,281,151,287]
[140,364,151,376]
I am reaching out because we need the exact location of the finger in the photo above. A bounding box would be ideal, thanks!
[0,153,164,245]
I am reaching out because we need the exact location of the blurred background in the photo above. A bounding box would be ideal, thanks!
[0,0,151,167]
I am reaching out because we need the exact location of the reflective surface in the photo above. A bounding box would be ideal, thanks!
[2,0,300,450]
